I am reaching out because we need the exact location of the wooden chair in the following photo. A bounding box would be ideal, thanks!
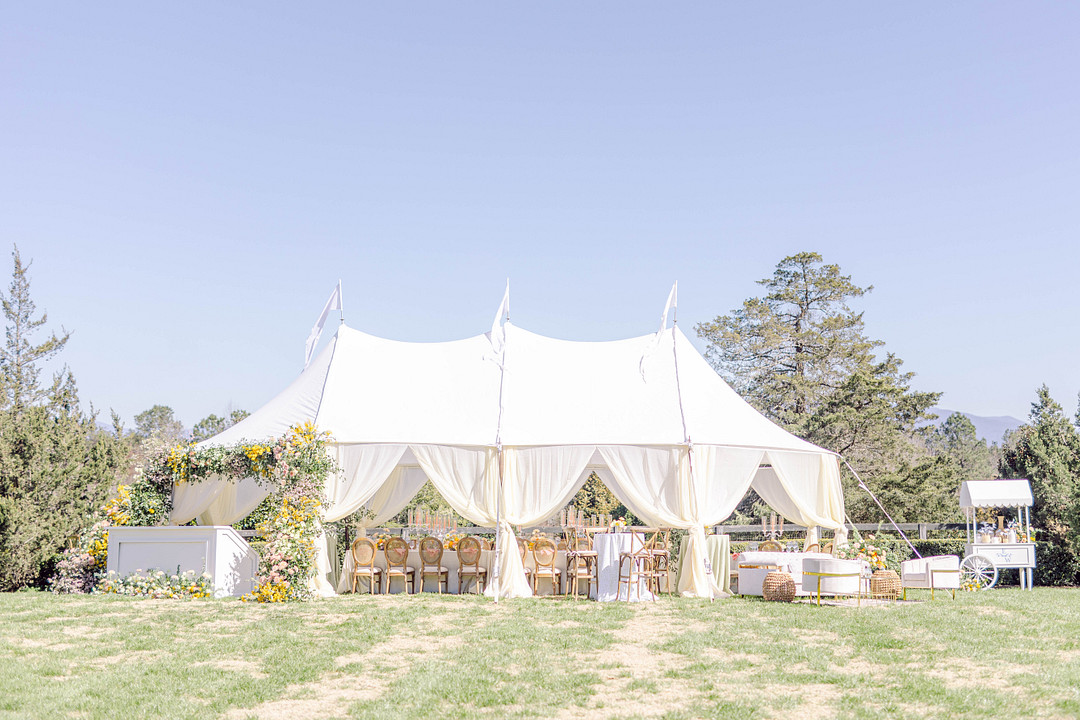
[350,537,382,594]
[531,538,561,595]
[383,537,415,594]
[456,536,487,594]
[617,531,653,601]
[418,536,449,593]
[804,542,821,554]
[517,537,532,583]
[759,539,783,552]
[565,536,595,599]
[646,528,672,595]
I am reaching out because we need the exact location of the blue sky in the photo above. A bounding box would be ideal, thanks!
[2,3,1078,430]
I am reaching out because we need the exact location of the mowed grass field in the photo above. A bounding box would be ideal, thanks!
[1,588,1078,720]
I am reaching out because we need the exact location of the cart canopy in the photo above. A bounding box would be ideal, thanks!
[960,479,1033,509]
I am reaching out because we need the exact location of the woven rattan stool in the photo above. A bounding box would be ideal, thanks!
[762,571,796,602]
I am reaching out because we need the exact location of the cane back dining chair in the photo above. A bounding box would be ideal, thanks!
[418,536,450,593]
[617,531,653,601]
[531,537,561,595]
[456,536,487,594]
[383,537,415,594]
[350,536,382,594]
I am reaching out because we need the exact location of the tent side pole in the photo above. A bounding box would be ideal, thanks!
[494,443,502,604]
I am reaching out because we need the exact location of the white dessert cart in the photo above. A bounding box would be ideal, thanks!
[959,479,1035,590]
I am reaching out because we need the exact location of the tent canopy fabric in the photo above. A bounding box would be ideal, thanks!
[959,479,1033,508]
[198,323,830,452]
[172,321,846,600]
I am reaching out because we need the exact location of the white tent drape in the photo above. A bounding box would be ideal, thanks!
[752,451,847,544]
[411,444,594,599]
[357,466,429,528]
[313,444,409,594]
[595,445,762,598]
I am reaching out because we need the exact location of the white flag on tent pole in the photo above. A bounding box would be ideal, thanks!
[657,281,677,335]
[304,280,342,369]
[489,279,510,358]
[639,282,677,380]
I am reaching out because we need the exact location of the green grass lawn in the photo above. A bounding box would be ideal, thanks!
[1,588,1078,720]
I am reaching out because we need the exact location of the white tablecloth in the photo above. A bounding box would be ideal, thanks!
[594,533,655,602]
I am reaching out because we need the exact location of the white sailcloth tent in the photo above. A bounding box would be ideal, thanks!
[171,321,847,599]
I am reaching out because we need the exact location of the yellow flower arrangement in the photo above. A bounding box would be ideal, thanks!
[166,445,193,484]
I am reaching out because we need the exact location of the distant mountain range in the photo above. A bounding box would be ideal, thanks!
[922,406,1024,445]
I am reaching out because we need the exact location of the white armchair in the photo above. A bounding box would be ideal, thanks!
[900,555,960,600]
[801,558,864,605]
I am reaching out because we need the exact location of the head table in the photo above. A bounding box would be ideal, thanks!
[337,544,572,595]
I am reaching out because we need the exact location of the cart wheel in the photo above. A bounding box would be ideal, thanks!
[960,555,998,590]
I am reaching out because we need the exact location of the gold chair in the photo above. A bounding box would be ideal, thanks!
[759,539,783,552]
[804,542,821,553]
[350,537,382,594]
[531,538,561,595]
[617,531,653,601]
[418,536,450,593]
[384,537,416,594]
[456,536,487,594]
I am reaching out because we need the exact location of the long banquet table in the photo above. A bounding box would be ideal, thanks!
[337,545,571,595]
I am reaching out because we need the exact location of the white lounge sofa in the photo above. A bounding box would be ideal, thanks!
[734,551,834,597]
[900,555,960,600]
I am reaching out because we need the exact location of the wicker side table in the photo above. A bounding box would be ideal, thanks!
[870,569,901,600]
[762,571,796,603]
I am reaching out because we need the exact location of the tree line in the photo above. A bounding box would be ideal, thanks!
[695,252,1080,582]
[2,247,1078,590]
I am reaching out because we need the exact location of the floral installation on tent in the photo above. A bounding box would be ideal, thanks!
[52,421,337,602]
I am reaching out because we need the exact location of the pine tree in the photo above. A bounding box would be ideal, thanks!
[0,246,128,589]
[695,252,939,477]
[1000,386,1080,554]
[0,246,71,412]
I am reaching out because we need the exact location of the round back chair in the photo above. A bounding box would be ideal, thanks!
[385,537,409,567]
[419,536,444,566]
[383,536,414,594]
[351,537,377,567]
[457,536,482,567]
[533,538,557,570]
